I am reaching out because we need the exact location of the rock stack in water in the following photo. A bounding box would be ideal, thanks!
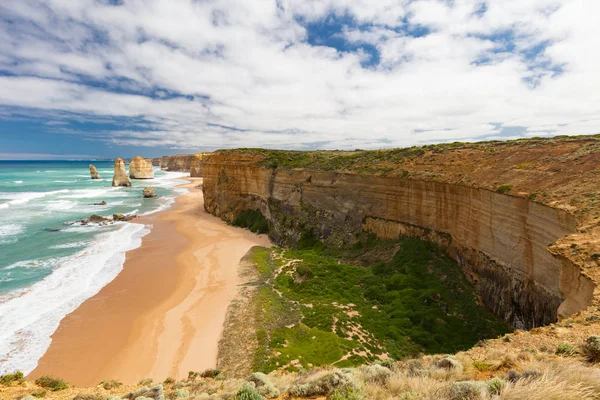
[143,187,157,198]
[89,164,100,179]
[129,156,155,179]
[112,158,132,187]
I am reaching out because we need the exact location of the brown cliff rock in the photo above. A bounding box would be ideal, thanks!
[202,136,600,330]
[112,158,132,187]
[129,156,154,179]
[89,164,100,179]
[190,153,206,177]
[143,187,157,198]
[160,154,195,172]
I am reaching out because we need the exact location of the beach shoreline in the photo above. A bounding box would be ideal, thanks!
[28,177,271,386]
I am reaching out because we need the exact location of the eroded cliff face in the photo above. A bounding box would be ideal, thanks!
[203,138,600,329]
[112,158,132,187]
[160,154,195,172]
[190,153,207,177]
[129,156,154,179]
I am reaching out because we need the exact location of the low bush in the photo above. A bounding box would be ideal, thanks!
[329,386,365,400]
[0,371,24,386]
[289,369,360,397]
[556,343,577,356]
[496,185,513,194]
[200,369,221,379]
[448,381,488,400]
[138,378,153,386]
[435,356,463,372]
[247,372,280,398]
[101,380,122,390]
[73,394,106,400]
[359,364,391,385]
[235,383,265,400]
[31,390,47,398]
[35,376,69,391]
[583,336,600,362]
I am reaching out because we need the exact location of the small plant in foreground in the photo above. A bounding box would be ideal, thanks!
[34,376,69,391]
[31,389,48,398]
[556,342,577,356]
[200,369,221,378]
[487,377,506,395]
[101,380,122,390]
[163,377,175,385]
[0,371,24,386]
[235,383,265,400]
[73,393,106,400]
[329,386,365,400]
[583,336,600,362]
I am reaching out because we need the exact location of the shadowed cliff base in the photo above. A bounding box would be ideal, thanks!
[202,135,600,330]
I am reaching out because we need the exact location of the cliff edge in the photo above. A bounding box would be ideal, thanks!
[202,135,600,330]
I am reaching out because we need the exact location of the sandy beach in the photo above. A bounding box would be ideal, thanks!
[28,178,270,386]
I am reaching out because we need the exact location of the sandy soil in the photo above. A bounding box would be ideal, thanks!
[28,178,271,386]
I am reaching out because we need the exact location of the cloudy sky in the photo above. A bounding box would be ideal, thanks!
[0,0,598,159]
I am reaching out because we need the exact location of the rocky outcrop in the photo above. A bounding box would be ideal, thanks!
[203,137,600,330]
[89,165,100,179]
[112,158,132,187]
[190,153,206,177]
[129,156,155,179]
[143,187,157,198]
[160,154,195,172]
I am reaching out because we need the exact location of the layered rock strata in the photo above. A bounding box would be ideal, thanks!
[129,156,155,179]
[160,154,195,172]
[203,137,600,329]
[190,153,206,177]
[89,164,100,179]
[112,158,132,187]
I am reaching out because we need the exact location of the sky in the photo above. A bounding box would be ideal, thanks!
[0,0,598,159]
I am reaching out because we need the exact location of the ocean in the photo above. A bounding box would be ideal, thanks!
[0,160,188,375]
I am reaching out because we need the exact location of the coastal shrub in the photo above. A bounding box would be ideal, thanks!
[101,380,122,390]
[448,381,488,400]
[435,356,463,372]
[235,383,265,400]
[31,390,48,398]
[233,210,269,234]
[329,386,365,400]
[35,376,69,391]
[247,372,280,398]
[200,369,221,379]
[289,369,359,397]
[125,384,164,400]
[0,371,24,385]
[164,377,175,385]
[486,377,506,395]
[359,364,391,385]
[583,336,600,362]
[73,394,106,400]
[556,343,577,356]
[172,389,189,398]
[138,378,153,386]
[473,361,492,372]
[495,185,513,194]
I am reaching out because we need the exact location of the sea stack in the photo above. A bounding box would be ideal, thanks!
[112,158,132,187]
[129,156,154,179]
[143,187,157,198]
[89,164,100,179]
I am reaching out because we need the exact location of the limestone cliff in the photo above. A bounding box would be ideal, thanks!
[129,156,154,179]
[89,164,100,179]
[190,153,207,177]
[160,154,195,172]
[203,136,600,329]
[112,158,132,187]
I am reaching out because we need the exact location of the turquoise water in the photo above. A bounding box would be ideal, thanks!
[0,160,187,374]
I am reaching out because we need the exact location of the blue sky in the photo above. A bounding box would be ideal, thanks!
[0,0,598,159]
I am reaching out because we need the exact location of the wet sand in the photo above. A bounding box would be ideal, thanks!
[29,178,270,386]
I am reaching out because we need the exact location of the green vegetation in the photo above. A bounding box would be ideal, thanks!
[250,237,509,373]
[34,376,69,391]
[235,383,265,400]
[0,371,24,386]
[100,380,122,390]
[233,210,269,234]
[556,343,577,356]
[495,185,513,194]
[31,390,47,398]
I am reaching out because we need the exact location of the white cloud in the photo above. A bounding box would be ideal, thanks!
[0,0,599,151]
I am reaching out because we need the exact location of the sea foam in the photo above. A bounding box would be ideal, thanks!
[0,222,150,375]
